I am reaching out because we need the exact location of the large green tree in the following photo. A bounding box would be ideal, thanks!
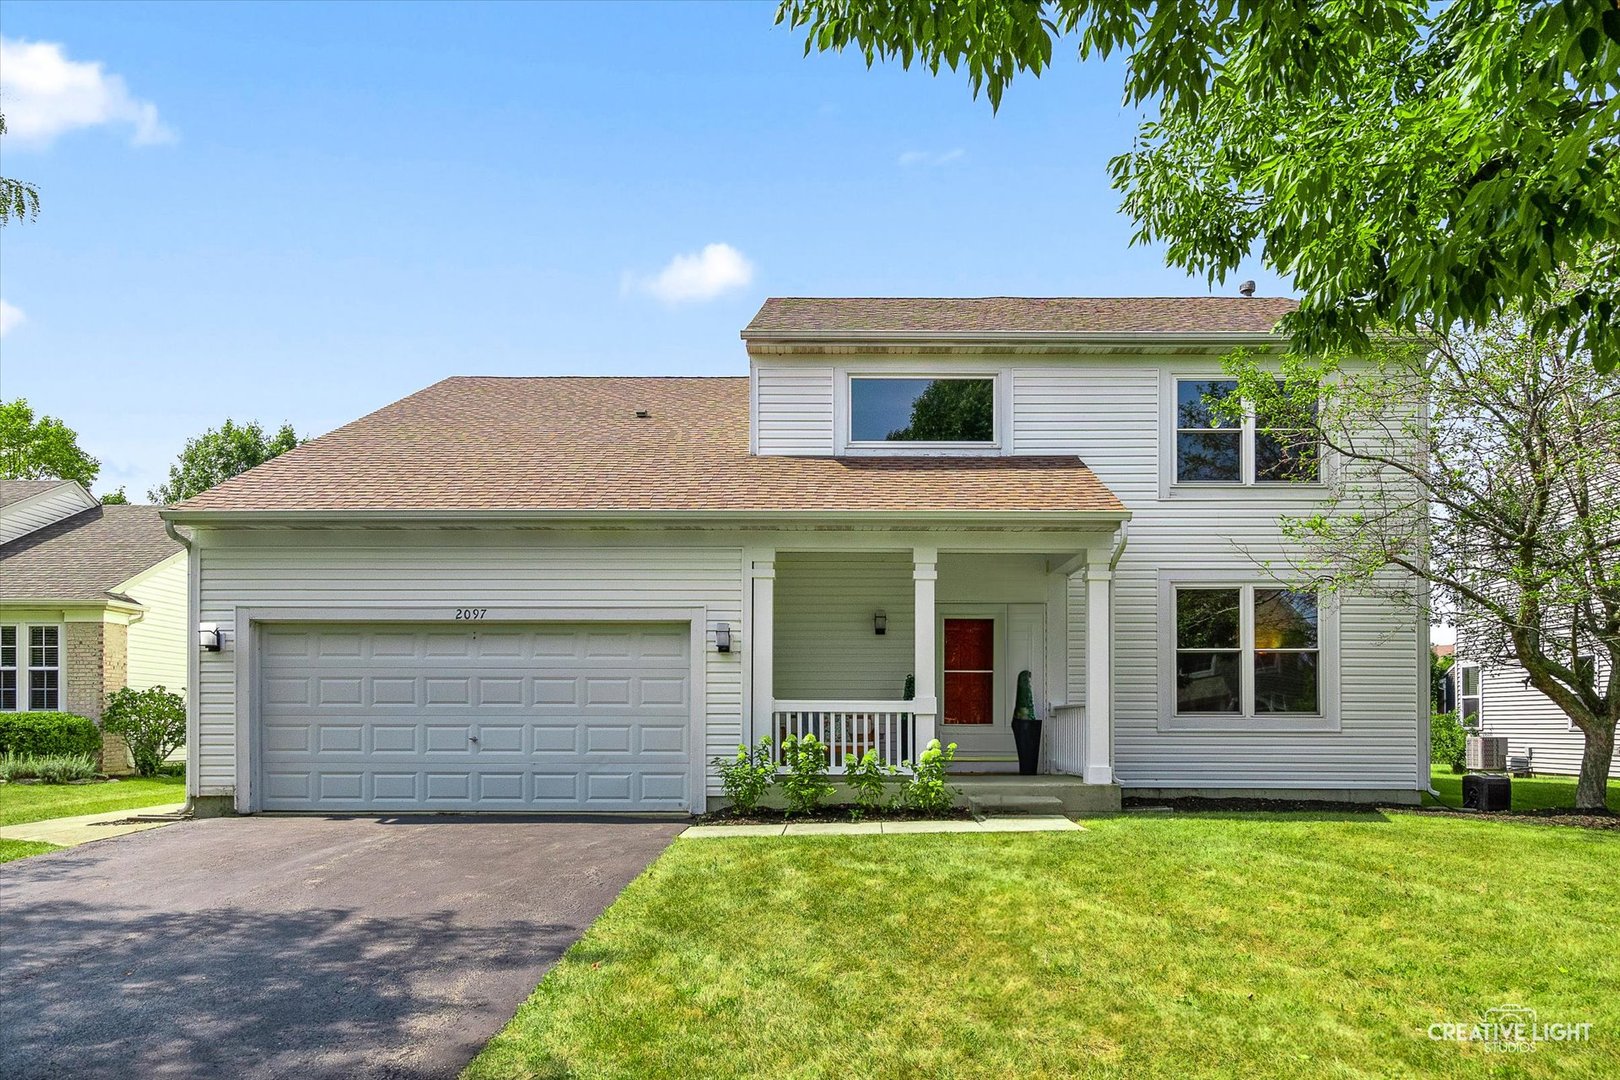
[0,400,99,489]
[0,113,41,225]
[150,419,300,504]
[777,1,1620,370]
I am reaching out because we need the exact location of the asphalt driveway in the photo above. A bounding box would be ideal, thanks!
[0,814,683,1080]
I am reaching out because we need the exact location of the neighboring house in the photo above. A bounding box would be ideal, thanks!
[0,480,189,772]
[164,296,1429,815]
[1453,645,1616,778]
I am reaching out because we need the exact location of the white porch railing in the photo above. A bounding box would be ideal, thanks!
[771,700,916,772]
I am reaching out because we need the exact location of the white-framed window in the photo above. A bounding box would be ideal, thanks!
[1455,662,1481,730]
[1161,372,1324,494]
[1157,575,1339,731]
[840,372,1003,454]
[1,623,63,712]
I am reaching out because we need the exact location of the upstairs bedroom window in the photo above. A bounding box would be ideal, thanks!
[849,376,995,446]
[1173,377,1320,486]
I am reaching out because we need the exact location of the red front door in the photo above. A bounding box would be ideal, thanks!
[943,618,995,725]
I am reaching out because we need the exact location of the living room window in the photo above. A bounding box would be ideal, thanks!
[848,376,995,445]
[1161,578,1336,730]
[1170,376,1322,487]
[0,624,62,712]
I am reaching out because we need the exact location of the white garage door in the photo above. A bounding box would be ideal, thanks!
[258,622,692,812]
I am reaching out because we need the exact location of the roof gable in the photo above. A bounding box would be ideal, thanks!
[0,504,185,602]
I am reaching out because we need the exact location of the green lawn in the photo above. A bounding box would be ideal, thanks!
[0,773,185,827]
[1426,766,1619,812]
[0,838,60,863]
[468,813,1619,1080]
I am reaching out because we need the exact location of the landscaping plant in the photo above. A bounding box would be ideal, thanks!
[0,712,100,758]
[902,739,958,815]
[0,752,99,783]
[100,686,186,777]
[776,733,835,815]
[713,736,775,815]
[844,749,895,814]
[1430,711,1468,774]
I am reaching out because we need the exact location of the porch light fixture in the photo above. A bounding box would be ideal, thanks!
[198,624,223,652]
[715,623,732,653]
[873,610,887,636]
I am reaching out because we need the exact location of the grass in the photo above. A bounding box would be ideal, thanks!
[0,838,60,863]
[1426,766,1619,812]
[467,813,1619,1080]
[0,773,185,827]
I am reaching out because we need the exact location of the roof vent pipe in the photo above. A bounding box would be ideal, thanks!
[1238,280,1257,297]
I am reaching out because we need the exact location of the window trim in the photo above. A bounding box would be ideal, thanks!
[1,622,66,713]
[1159,369,1330,498]
[837,369,1006,456]
[1156,573,1340,732]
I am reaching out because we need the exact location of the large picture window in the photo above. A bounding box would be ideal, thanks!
[1173,377,1321,485]
[849,376,994,444]
[1173,586,1321,717]
[1,624,62,713]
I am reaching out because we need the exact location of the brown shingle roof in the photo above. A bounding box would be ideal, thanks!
[0,504,184,601]
[173,377,1125,516]
[744,296,1297,336]
[0,479,74,508]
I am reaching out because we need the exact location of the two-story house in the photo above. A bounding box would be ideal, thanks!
[163,297,1429,815]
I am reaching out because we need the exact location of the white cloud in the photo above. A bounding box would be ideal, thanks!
[0,299,24,337]
[627,243,755,305]
[898,148,966,167]
[0,38,174,148]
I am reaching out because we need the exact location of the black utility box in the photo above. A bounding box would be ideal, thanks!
[1462,773,1512,812]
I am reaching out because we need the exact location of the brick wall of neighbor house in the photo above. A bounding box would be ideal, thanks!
[64,621,134,775]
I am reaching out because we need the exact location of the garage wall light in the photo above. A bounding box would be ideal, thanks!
[198,624,223,652]
[715,623,732,653]
[873,610,887,636]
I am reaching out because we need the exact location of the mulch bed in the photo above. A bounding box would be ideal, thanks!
[696,805,975,826]
[1122,794,1620,831]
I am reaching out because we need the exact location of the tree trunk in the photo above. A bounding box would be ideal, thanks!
[1575,723,1615,812]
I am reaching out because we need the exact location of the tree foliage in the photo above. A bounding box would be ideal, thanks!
[1221,309,1618,809]
[777,1,1620,371]
[150,419,300,504]
[0,114,41,225]
[888,378,995,440]
[0,399,99,488]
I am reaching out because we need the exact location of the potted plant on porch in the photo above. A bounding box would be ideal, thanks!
[1010,669,1041,775]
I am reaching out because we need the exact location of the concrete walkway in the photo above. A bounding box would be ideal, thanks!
[681,814,1082,838]
[0,803,186,847]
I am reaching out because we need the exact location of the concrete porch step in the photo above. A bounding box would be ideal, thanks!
[967,794,1066,818]
[952,774,1123,816]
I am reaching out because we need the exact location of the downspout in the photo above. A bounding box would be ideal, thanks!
[1108,520,1129,572]
[162,518,205,817]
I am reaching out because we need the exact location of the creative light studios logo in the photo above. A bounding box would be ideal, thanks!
[1429,1005,1593,1053]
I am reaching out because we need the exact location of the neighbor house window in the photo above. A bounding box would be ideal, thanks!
[849,376,995,443]
[1173,377,1320,485]
[0,624,61,712]
[1173,586,1321,716]
[1456,663,1480,730]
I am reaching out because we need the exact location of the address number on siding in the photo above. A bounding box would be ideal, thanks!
[454,608,489,620]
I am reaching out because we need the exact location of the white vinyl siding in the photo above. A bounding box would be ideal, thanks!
[752,365,835,455]
[121,552,189,693]
[773,551,915,699]
[194,529,744,799]
[1474,660,1618,778]
[0,483,97,545]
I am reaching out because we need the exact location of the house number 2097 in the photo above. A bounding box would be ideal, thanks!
[454,608,489,620]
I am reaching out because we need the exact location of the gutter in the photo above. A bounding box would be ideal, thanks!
[161,507,1133,527]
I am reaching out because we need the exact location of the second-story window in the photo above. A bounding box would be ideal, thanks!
[850,376,994,444]
[1174,377,1321,485]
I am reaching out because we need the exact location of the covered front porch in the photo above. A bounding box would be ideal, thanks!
[746,534,1120,785]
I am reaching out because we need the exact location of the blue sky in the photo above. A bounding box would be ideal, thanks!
[0,1,1288,500]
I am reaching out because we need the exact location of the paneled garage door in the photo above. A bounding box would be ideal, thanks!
[258,622,692,812]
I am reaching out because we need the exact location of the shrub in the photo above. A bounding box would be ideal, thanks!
[101,686,186,777]
[0,752,99,783]
[0,712,101,758]
[776,734,835,816]
[1430,710,1468,773]
[845,749,895,812]
[713,736,776,815]
[902,739,959,815]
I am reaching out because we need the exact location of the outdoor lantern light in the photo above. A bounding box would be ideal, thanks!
[874,610,887,636]
[198,624,223,652]
[715,623,732,653]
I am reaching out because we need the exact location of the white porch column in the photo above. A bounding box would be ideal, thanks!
[911,546,939,752]
[749,554,775,747]
[1084,550,1114,785]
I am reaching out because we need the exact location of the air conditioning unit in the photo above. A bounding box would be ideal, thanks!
[1466,735,1509,771]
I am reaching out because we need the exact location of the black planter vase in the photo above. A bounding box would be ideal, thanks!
[1011,717,1042,775]
[1010,669,1040,775]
